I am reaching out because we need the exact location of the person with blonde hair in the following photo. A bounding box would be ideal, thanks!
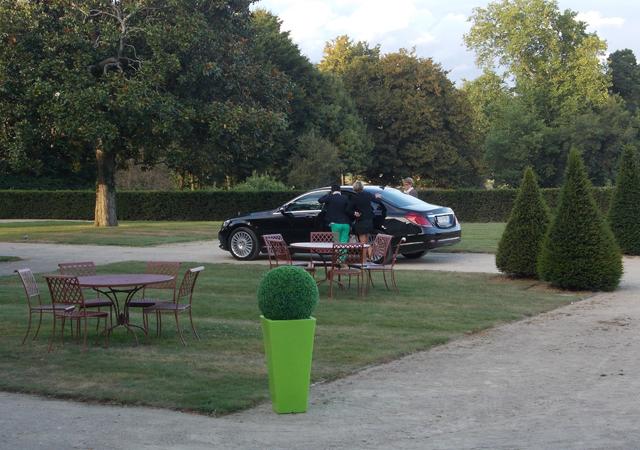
[348,180,382,258]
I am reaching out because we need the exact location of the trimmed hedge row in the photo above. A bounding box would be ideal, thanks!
[0,188,613,222]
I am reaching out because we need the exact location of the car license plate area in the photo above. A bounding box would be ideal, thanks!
[435,215,452,227]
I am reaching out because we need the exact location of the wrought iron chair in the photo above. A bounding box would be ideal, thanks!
[45,275,110,351]
[58,261,113,327]
[328,243,366,298]
[356,237,405,292]
[15,268,75,344]
[349,234,394,289]
[129,261,181,311]
[262,234,284,269]
[142,266,204,345]
[264,235,315,275]
[309,231,336,276]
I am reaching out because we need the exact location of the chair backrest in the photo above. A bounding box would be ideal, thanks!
[310,231,335,254]
[145,261,180,290]
[45,275,85,307]
[268,237,294,266]
[176,266,205,305]
[389,237,407,267]
[262,234,284,268]
[371,234,393,264]
[58,261,97,276]
[331,243,366,266]
[15,268,41,308]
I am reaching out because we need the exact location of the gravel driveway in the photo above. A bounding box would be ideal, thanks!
[1,240,639,449]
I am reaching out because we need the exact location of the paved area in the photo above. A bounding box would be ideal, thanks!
[0,240,498,276]
[1,240,639,449]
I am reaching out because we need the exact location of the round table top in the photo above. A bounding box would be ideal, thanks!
[77,274,174,288]
[290,242,370,249]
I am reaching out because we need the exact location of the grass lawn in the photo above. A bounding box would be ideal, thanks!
[0,256,21,262]
[0,220,506,252]
[436,222,505,254]
[0,221,221,246]
[0,261,586,415]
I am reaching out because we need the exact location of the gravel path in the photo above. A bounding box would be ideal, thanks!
[1,240,639,449]
[0,240,498,276]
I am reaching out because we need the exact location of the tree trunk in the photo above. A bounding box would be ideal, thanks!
[94,142,118,227]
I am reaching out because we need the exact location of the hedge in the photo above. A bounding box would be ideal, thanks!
[0,188,613,222]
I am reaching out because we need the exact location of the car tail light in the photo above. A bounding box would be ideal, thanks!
[405,213,431,227]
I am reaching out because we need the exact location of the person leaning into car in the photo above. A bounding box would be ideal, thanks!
[318,183,351,243]
[349,180,383,258]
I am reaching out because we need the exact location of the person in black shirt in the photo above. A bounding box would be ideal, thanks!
[318,183,351,243]
[348,180,382,258]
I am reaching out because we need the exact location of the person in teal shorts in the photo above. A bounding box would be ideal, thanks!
[318,183,351,243]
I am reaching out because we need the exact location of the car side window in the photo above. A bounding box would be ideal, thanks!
[288,192,326,212]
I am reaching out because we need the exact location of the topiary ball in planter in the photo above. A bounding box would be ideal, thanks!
[258,266,319,320]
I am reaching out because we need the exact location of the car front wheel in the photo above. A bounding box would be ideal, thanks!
[228,227,260,260]
[401,250,427,259]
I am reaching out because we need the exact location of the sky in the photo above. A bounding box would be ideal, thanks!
[253,0,640,84]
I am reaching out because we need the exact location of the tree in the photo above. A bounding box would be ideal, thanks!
[608,145,640,255]
[322,45,483,187]
[0,1,291,225]
[287,132,343,190]
[461,69,511,138]
[496,167,550,277]
[318,35,380,76]
[483,98,550,186]
[251,12,371,177]
[567,97,640,186]
[538,149,622,291]
[608,49,640,112]
[465,0,609,123]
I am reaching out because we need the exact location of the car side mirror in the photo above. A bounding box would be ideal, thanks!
[278,205,291,215]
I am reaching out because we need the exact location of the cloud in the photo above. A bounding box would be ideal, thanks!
[576,11,625,29]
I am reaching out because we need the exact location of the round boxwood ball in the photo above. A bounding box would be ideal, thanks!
[258,266,319,320]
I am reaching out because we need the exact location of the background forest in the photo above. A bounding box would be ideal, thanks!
[1,0,639,194]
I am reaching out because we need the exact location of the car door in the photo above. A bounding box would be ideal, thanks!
[283,190,328,242]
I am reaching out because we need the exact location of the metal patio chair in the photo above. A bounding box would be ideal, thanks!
[328,243,366,298]
[58,261,113,327]
[142,266,205,345]
[264,235,315,275]
[45,275,110,351]
[15,268,75,344]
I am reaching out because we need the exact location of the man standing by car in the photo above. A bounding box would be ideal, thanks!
[402,177,419,197]
[318,184,351,243]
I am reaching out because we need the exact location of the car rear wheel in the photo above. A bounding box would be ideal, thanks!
[229,227,260,260]
[401,250,427,259]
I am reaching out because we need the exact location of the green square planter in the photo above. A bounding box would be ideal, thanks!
[260,315,316,414]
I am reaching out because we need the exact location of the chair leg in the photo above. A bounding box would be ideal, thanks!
[95,307,101,331]
[33,311,44,341]
[48,315,57,353]
[82,317,88,352]
[382,271,390,290]
[391,271,398,292]
[22,311,33,345]
[188,309,199,340]
[175,311,186,345]
[60,317,66,347]
[157,311,162,337]
[104,315,109,349]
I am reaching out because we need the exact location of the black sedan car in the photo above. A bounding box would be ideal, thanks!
[218,185,461,261]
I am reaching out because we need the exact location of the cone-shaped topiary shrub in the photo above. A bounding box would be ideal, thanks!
[258,266,319,320]
[538,149,622,291]
[496,167,550,278]
[608,145,640,255]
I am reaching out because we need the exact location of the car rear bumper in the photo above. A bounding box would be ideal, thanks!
[399,230,461,253]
